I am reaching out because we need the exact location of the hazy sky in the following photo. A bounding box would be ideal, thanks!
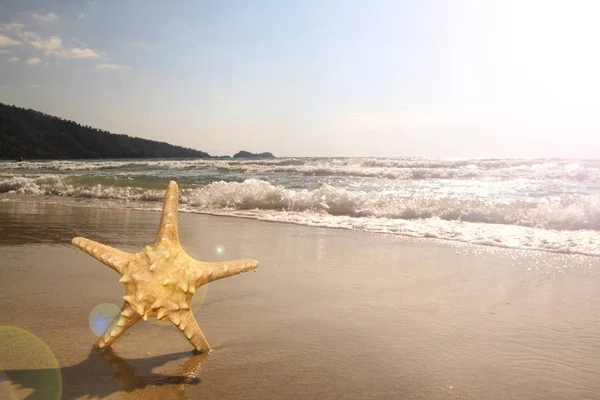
[1,0,599,157]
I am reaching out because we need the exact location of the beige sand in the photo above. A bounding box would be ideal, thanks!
[1,201,600,400]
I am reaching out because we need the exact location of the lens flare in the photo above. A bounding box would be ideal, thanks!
[215,245,224,255]
[0,326,62,400]
[191,283,209,312]
[89,303,121,337]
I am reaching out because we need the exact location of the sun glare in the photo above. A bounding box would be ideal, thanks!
[472,0,600,113]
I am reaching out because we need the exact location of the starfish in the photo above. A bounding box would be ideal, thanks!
[71,181,258,353]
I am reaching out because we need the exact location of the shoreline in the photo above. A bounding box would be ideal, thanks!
[2,195,600,258]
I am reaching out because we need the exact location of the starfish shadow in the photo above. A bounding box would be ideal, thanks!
[2,347,209,400]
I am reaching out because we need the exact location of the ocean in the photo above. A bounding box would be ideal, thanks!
[2,157,600,256]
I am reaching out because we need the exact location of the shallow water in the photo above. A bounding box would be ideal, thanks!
[2,157,600,256]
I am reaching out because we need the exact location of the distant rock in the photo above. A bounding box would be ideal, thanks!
[232,151,276,159]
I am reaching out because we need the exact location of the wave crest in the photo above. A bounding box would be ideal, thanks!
[188,179,600,231]
[3,158,600,182]
[3,176,600,256]
[3,176,600,231]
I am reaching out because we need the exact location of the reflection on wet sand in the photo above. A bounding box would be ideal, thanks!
[0,201,153,248]
[3,347,209,400]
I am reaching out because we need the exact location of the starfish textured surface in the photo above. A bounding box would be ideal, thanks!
[72,181,259,353]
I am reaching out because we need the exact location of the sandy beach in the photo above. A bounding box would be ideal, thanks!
[1,201,600,400]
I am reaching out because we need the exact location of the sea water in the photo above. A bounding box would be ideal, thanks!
[1,157,600,256]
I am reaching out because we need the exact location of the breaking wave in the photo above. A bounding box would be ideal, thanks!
[2,157,600,182]
[188,180,600,231]
[3,175,600,232]
[3,154,600,258]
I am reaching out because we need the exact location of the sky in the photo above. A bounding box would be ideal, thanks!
[1,0,599,158]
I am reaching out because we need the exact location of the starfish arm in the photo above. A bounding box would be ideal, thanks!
[169,310,211,353]
[195,259,259,285]
[96,303,142,349]
[154,180,180,245]
[72,237,133,275]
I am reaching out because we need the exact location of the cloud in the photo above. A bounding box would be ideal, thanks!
[78,12,86,19]
[8,56,19,63]
[0,23,24,32]
[96,63,130,70]
[26,57,41,65]
[31,13,58,23]
[19,32,99,59]
[0,33,22,47]
[62,47,99,59]
[28,34,62,55]
[25,84,40,89]
[1,17,116,66]
[0,49,10,54]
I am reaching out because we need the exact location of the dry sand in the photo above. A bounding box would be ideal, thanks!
[1,201,600,400]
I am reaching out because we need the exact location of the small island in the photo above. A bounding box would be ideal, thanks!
[232,151,276,159]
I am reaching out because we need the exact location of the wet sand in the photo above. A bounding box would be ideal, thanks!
[1,201,600,400]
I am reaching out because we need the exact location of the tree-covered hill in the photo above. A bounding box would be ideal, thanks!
[0,102,210,159]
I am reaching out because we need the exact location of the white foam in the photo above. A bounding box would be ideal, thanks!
[2,176,600,231]
[187,179,600,230]
[239,210,600,257]
[2,173,600,256]
[0,175,164,201]
[2,157,600,182]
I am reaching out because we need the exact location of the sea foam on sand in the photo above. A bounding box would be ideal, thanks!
[3,175,600,256]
